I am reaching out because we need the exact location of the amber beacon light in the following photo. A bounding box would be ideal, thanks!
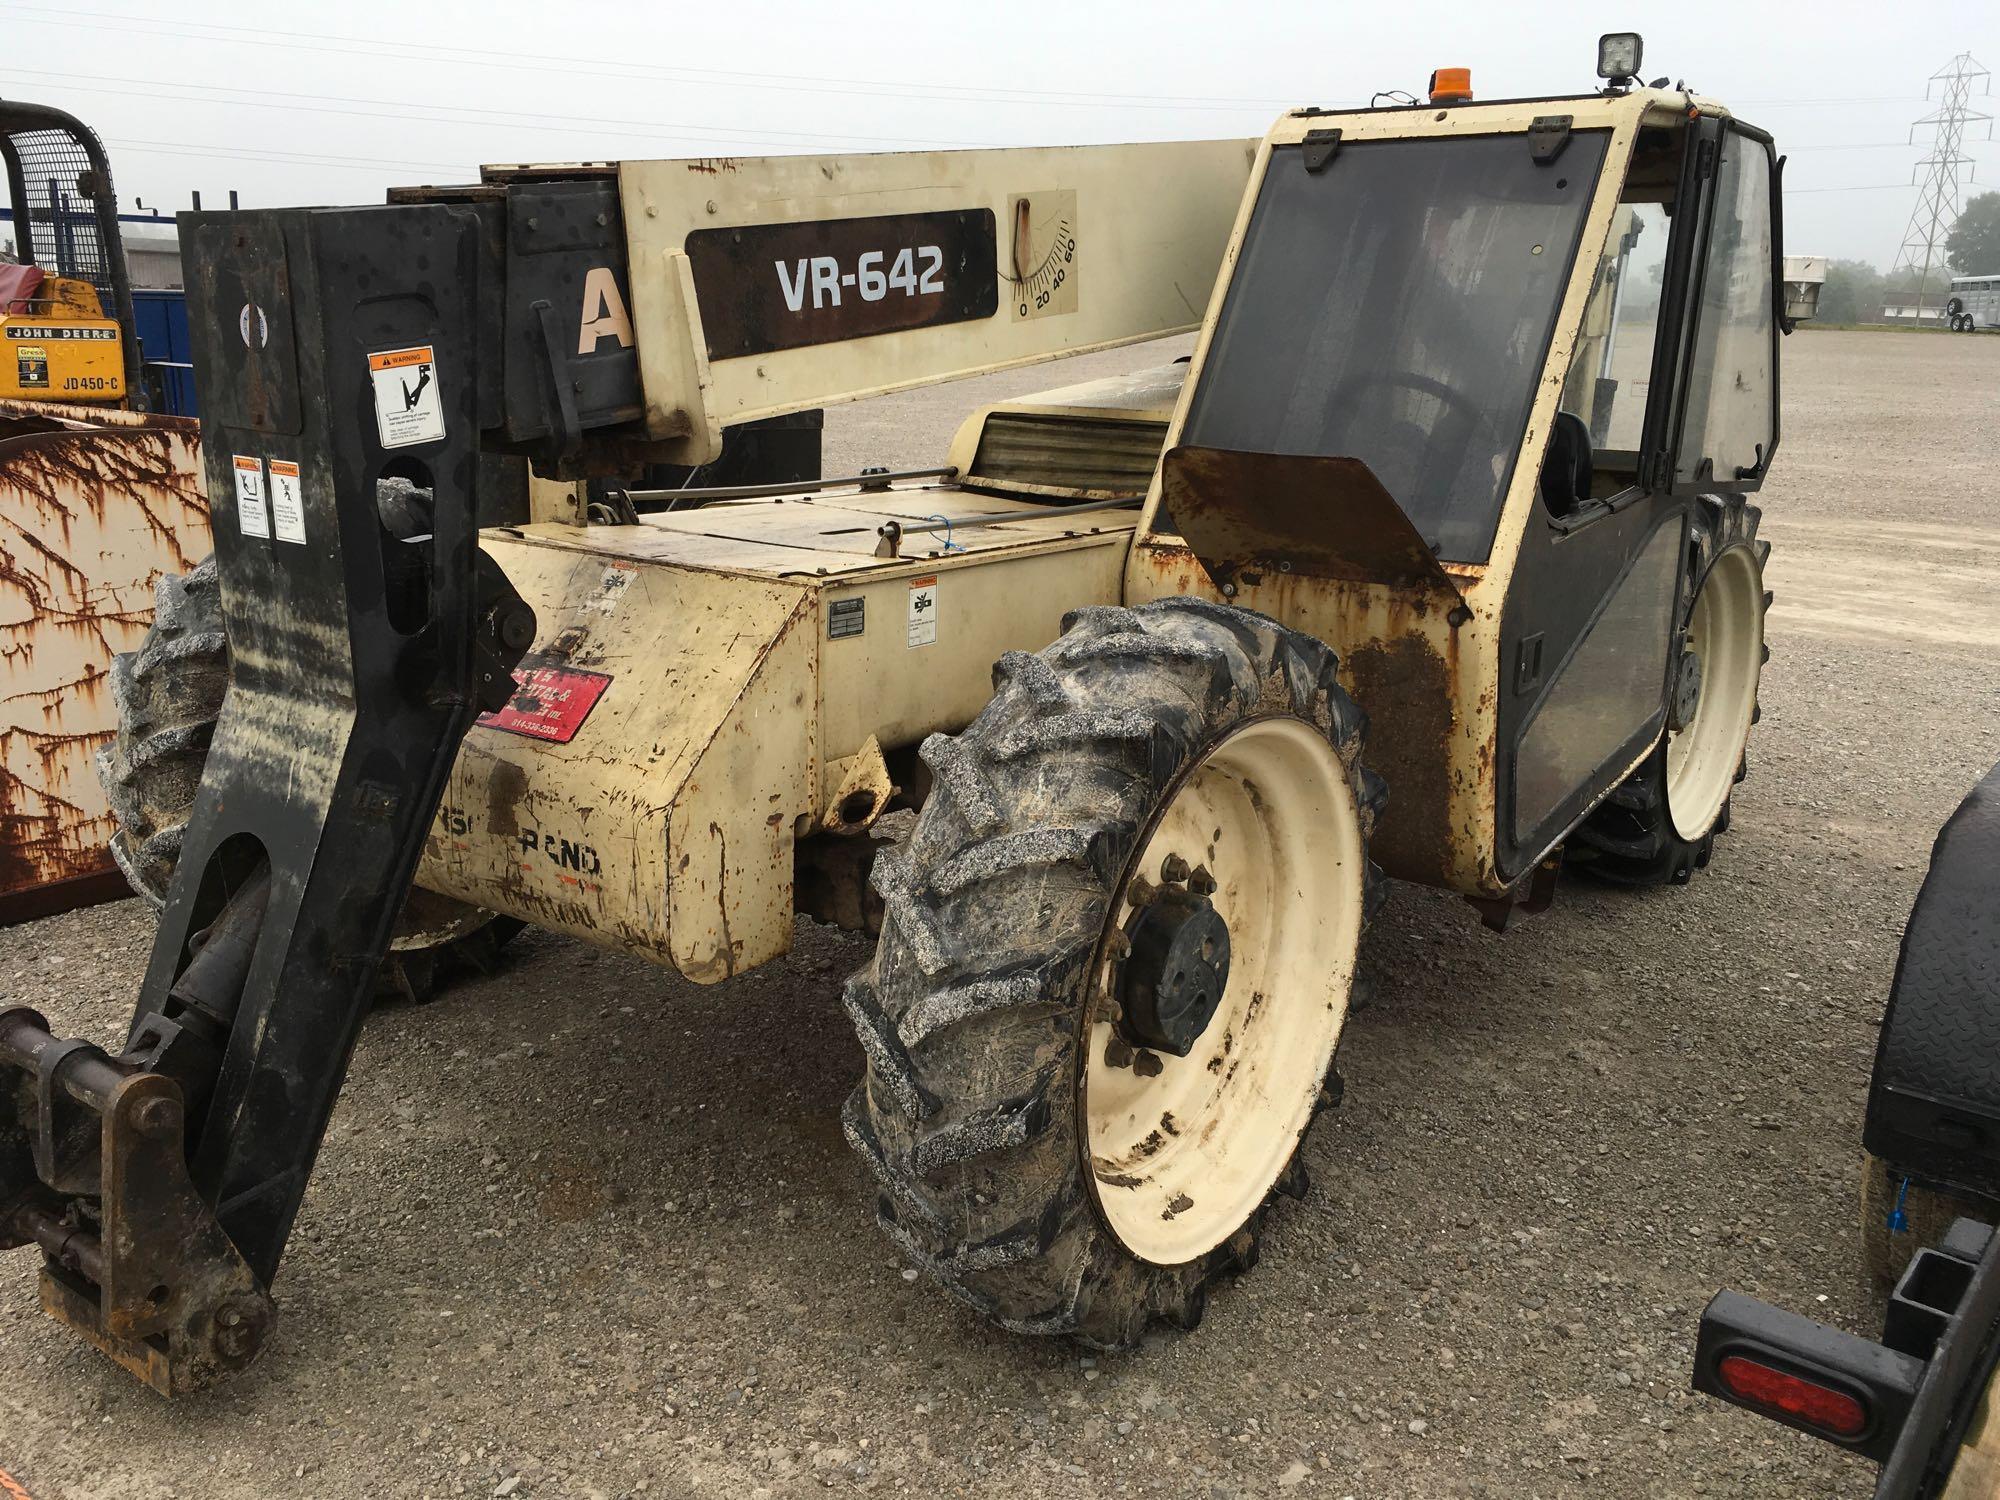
[1428,67,1474,104]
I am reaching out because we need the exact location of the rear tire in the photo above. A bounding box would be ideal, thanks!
[1571,497,1770,886]
[842,598,1384,1346]
[96,557,517,1000]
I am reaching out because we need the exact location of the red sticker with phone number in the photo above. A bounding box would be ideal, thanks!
[477,658,612,744]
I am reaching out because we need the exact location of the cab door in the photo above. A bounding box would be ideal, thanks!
[1494,116,1782,881]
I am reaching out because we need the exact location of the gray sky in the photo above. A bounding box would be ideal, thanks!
[2,0,1992,269]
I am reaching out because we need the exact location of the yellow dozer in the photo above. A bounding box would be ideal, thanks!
[1,38,1800,1390]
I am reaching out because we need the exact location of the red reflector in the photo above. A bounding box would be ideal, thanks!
[1717,1353,1869,1438]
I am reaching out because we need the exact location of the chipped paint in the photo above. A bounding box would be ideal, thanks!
[1128,539,1502,895]
[416,535,818,981]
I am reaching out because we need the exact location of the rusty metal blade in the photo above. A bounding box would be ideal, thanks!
[1159,444,1464,600]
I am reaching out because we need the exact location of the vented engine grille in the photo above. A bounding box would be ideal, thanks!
[968,413,1168,498]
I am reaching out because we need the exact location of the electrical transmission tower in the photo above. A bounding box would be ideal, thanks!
[1892,52,1992,318]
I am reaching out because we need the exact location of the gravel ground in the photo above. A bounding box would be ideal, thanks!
[4,329,1999,1499]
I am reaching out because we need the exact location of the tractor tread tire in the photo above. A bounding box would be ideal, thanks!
[96,557,515,1002]
[843,597,1381,1349]
[1571,497,1769,887]
[99,559,227,906]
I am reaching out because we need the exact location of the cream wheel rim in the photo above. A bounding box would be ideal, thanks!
[1083,716,1365,1266]
[1665,546,1763,842]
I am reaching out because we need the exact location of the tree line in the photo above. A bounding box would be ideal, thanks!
[1816,191,2000,322]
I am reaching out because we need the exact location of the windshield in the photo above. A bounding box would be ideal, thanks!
[1177,130,1609,562]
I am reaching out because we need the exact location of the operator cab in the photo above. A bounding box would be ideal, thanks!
[1173,115,1589,563]
[1133,40,1787,894]
[0,101,140,406]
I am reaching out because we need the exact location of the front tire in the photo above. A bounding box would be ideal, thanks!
[1571,497,1770,886]
[842,599,1384,1346]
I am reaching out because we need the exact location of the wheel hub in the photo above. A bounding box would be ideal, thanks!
[1115,867,1232,1058]
[1085,715,1365,1267]
[1669,648,1704,732]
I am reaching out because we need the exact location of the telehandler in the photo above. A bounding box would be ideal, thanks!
[1,36,1793,1389]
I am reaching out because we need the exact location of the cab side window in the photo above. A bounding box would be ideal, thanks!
[1675,132,1776,485]
[1547,128,1683,515]
[1559,200,1671,460]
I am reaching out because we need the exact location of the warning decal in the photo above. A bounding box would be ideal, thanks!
[367,345,446,449]
[232,454,270,539]
[907,575,937,648]
[268,459,306,544]
[477,657,612,744]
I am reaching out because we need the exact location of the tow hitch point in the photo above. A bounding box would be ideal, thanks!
[1,1007,274,1393]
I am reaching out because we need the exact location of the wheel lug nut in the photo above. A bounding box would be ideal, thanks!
[1159,854,1191,884]
[1188,864,1217,896]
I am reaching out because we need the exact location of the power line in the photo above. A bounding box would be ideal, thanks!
[104,137,474,174]
[0,11,1952,122]
[1790,140,1987,152]
[1891,51,1993,312]
[0,5,1303,113]
[0,68,1004,152]
[1787,182,1929,194]
[1734,95,1927,107]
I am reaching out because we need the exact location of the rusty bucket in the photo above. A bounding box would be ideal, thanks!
[0,399,209,922]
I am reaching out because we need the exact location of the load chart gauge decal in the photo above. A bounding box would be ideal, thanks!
[1005,190,1078,321]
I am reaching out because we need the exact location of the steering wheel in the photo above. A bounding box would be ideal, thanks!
[1325,370,1500,456]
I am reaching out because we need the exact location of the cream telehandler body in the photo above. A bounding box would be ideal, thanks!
[0,40,1796,1388]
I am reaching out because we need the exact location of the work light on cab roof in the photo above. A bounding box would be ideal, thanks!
[1597,31,1644,87]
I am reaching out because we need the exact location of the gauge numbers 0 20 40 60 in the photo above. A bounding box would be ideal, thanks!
[1007,190,1078,321]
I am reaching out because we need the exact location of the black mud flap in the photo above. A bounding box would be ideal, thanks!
[0,203,531,1392]
[1866,759,2000,1202]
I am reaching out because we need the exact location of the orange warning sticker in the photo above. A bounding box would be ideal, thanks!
[267,458,306,544]
[906,574,937,647]
[366,346,433,372]
[367,344,446,448]
[231,453,269,539]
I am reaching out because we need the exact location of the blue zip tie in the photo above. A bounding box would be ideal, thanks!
[922,514,964,553]
[1888,1174,1911,1235]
